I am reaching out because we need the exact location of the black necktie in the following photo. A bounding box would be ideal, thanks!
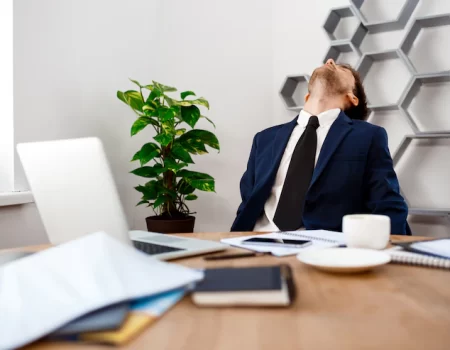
[273,115,320,231]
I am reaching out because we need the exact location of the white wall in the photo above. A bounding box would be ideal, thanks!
[2,0,449,248]
[2,0,274,248]
[0,0,14,192]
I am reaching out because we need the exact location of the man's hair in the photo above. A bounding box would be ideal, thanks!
[340,64,369,121]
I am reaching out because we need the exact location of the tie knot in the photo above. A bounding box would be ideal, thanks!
[307,115,320,129]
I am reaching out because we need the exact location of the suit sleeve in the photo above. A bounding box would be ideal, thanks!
[235,133,259,217]
[364,127,409,234]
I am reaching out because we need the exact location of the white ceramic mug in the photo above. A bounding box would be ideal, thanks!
[342,214,390,250]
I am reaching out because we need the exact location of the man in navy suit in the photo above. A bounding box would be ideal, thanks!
[231,59,410,235]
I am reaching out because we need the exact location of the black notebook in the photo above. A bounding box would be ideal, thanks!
[192,265,295,307]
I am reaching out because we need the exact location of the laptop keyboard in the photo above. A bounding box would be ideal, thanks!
[132,240,184,256]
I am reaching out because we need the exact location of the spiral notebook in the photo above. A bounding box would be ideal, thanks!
[280,230,345,244]
[386,247,450,270]
[221,230,345,257]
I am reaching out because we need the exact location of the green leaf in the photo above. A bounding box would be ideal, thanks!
[159,186,178,199]
[136,200,148,206]
[144,180,160,198]
[154,132,173,147]
[164,158,188,172]
[177,179,195,195]
[201,115,216,128]
[131,142,160,166]
[177,170,215,192]
[153,195,166,209]
[161,84,177,92]
[180,105,201,128]
[161,123,176,135]
[117,91,127,104]
[135,185,147,193]
[134,180,160,200]
[147,88,162,102]
[142,104,156,112]
[191,98,209,109]
[171,105,181,116]
[131,166,160,178]
[129,79,142,87]
[164,95,176,107]
[124,90,144,112]
[153,81,177,92]
[142,84,154,90]
[181,91,196,100]
[180,138,208,155]
[185,194,198,201]
[171,142,194,163]
[152,164,166,176]
[158,106,178,122]
[131,117,156,136]
[176,97,209,109]
[178,129,220,151]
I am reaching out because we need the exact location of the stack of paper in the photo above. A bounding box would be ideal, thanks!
[46,288,187,345]
[0,232,203,349]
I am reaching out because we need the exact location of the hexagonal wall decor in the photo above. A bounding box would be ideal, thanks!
[393,134,450,216]
[350,0,419,33]
[356,50,411,106]
[279,75,310,111]
[323,41,361,67]
[367,105,416,150]
[323,6,360,42]
[400,14,450,74]
[400,73,450,132]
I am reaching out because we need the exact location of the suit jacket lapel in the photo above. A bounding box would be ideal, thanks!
[256,117,298,191]
[310,111,353,187]
[271,117,298,165]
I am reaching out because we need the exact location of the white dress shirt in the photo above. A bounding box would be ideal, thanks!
[253,108,341,232]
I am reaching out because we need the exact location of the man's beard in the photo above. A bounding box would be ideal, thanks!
[309,67,347,96]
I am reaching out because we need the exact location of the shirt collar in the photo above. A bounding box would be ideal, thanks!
[297,108,341,128]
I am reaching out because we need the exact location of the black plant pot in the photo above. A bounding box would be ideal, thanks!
[145,215,196,234]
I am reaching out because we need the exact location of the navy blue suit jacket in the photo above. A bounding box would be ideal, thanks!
[231,111,410,235]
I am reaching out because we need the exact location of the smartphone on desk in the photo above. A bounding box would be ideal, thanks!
[242,237,312,249]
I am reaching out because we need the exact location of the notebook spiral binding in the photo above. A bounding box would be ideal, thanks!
[390,252,450,269]
[280,232,338,244]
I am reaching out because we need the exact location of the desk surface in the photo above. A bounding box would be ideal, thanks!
[12,232,450,350]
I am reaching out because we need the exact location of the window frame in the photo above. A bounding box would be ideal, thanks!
[0,0,33,206]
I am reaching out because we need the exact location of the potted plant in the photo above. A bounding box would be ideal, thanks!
[117,80,220,233]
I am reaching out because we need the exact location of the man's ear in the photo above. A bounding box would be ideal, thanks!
[304,92,310,103]
[347,92,359,107]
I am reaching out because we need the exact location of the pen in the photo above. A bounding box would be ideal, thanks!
[204,252,270,261]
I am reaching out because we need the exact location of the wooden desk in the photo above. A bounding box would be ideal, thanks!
[12,233,450,350]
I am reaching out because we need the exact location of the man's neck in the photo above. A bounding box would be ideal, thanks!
[303,96,342,116]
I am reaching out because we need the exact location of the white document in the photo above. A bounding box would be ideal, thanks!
[0,232,203,349]
[411,239,450,259]
[221,230,345,257]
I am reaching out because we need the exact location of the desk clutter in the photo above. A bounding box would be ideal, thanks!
[47,288,186,345]
[221,230,347,256]
[0,232,203,349]
[2,229,450,348]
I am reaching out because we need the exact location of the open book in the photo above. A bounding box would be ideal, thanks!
[221,230,345,257]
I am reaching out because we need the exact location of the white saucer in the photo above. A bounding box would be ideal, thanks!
[296,248,391,273]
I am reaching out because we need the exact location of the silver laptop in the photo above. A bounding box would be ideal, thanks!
[16,137,226,260]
